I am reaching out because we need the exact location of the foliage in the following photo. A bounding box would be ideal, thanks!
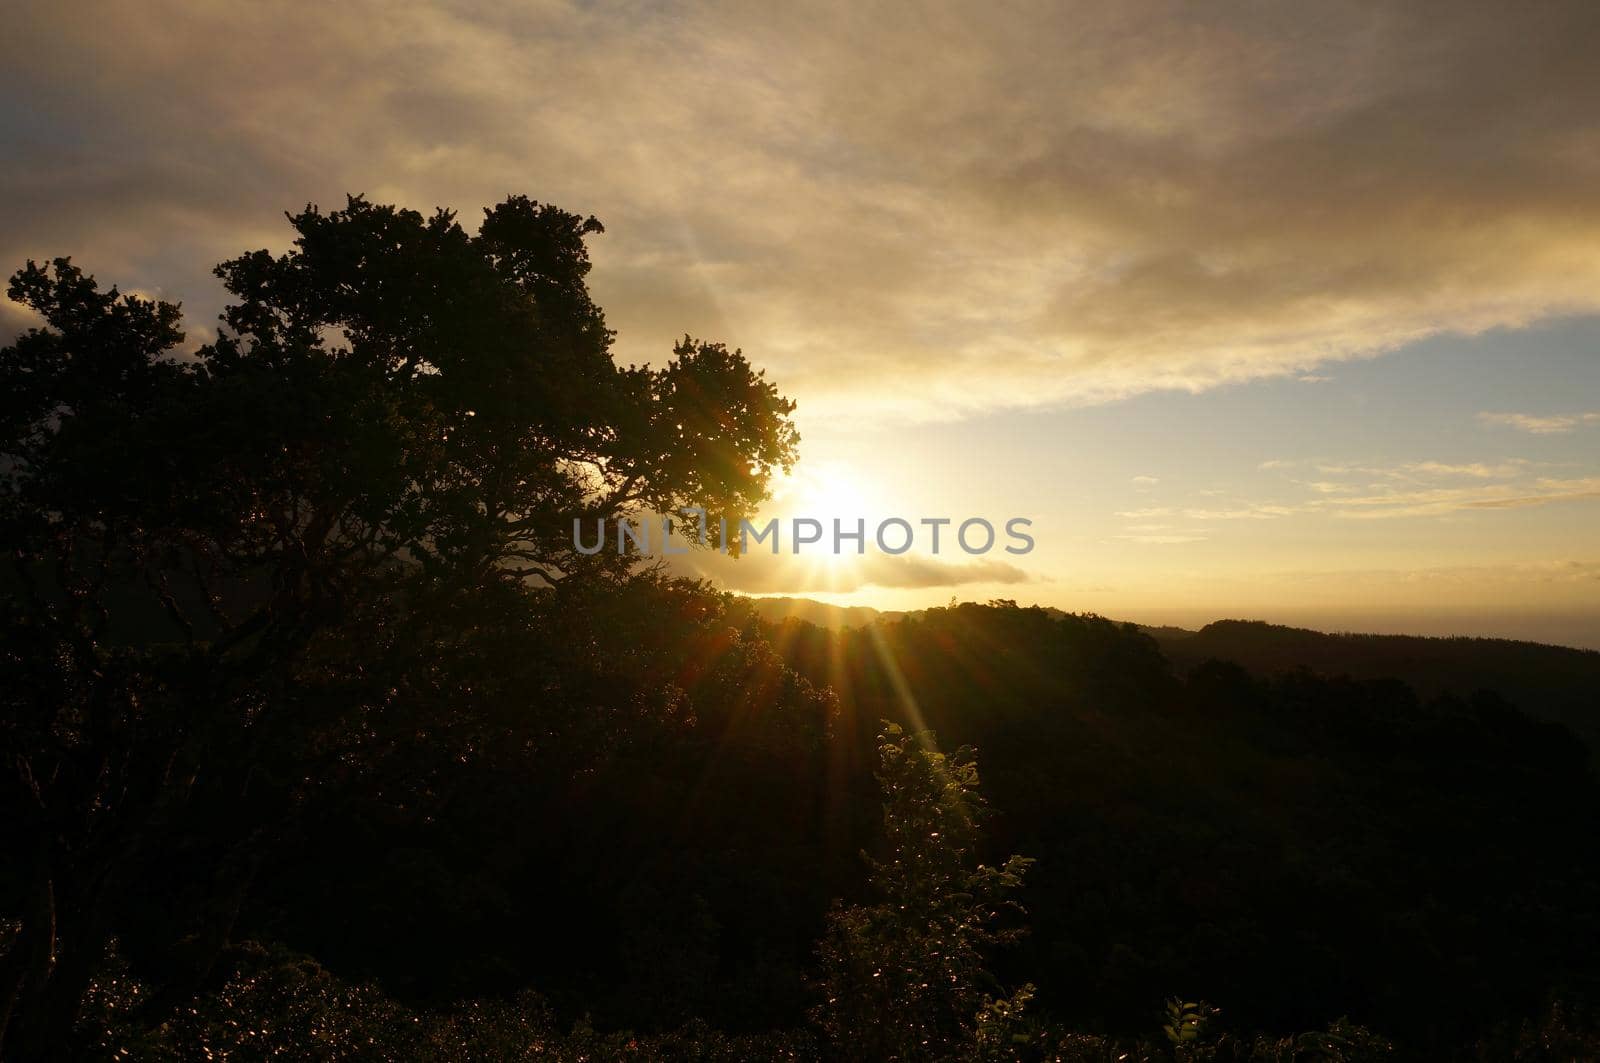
[1468,998,1600,1061]
[1164,998,1216,1050]
[812,724,1033,1061]
[0,195,798,1058]
[78,942,820,1062]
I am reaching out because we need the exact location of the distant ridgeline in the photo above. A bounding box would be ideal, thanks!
[1151,618,1600,751]
[741,598,1600,753]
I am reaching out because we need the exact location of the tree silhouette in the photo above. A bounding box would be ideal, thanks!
[0,196,798,1058]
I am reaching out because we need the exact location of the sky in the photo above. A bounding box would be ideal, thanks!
[4,1,1599,646]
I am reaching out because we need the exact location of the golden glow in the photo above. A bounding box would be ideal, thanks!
[780,465,873,520]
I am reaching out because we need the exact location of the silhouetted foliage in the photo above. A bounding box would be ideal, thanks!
[812,724,1033,1060]
[0,195,798,1059]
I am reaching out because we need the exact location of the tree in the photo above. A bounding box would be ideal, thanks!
[0,195,799,1058]
[812,723,1034,1061]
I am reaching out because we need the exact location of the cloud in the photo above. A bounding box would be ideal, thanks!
[666,548,1033,594]
[1401,460,1527,479]
[1309,475,1600,519]
[1271,458,1533,483]
[1165,456,1599,525]
[1479,412,1600,434]
[1271,559,1600,592]
[1116,504,1292,521]
[5,2,1600,424]
[1130,475,1160,487]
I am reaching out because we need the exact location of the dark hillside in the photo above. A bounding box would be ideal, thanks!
[1155,619,1600,748]
[758,603,1600,1052]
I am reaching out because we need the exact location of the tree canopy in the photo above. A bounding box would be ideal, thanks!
[0,195,799,1059]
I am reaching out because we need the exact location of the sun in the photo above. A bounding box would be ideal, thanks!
[755,463,882,577]
[774,463,874,523]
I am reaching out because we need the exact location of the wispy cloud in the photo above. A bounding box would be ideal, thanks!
[1270,559,1600,590]
[1116,504,1293,521]
[1183,456,1600,524]
[1402,461,1527,479]
[1309,475,1600,519]
[1479,412,1600,434]
[1268,458,1536,483]
[1115,533,1208,545]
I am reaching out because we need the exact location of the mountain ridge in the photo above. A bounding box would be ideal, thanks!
[740,596,1600,747]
